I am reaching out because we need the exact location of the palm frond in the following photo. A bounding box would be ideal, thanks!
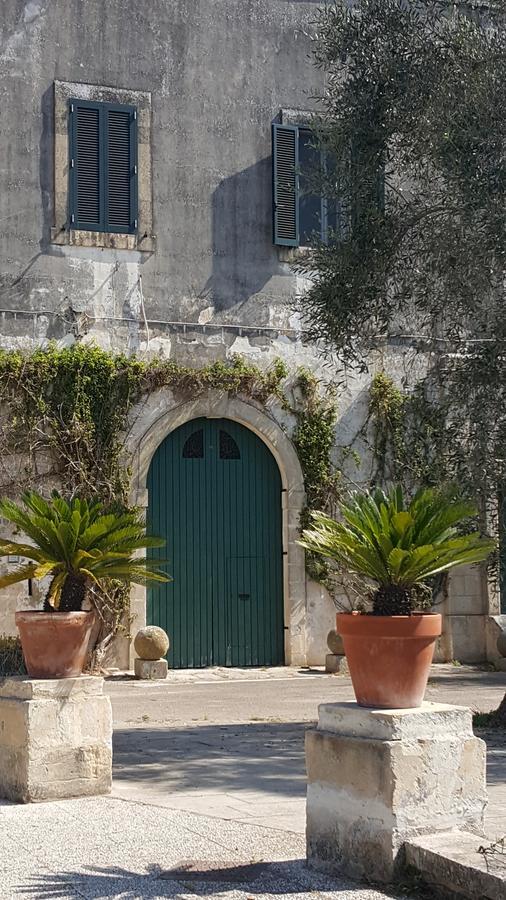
[0,562,38,588]
[298,485,495,598]
[0,492,170,610]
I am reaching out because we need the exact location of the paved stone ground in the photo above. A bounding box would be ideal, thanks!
[110,665,506,839]
[0,665,504,899]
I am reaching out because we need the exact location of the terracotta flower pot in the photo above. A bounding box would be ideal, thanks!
[336,612,442,709]
[15,610,95,679]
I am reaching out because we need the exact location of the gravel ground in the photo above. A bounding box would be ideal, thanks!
[0,796,407,900]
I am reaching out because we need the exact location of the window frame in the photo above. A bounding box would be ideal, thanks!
[52,81,154,252]
[272,122,341,249]
[68,98,138,236]
[297,126,340,248]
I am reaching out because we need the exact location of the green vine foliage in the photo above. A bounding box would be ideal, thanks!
[367,370,483,506]
[0,346,306,661]
[0,344,493,611]
[368,372,453,490]
[292,368,341,584]
[0,344,143,502]
[0,346,341,599]
[0,346,289,504]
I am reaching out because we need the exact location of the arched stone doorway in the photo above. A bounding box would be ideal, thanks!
[126,391,307,667]
[147,416,284,668]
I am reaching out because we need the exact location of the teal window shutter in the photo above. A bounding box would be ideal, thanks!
[272,123,299,246]
[272,124,383,248]
[69,99,137,234]
[69,101,102,232]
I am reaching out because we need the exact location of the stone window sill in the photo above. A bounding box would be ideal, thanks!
[277,246,313,263]
[50,227,156,252]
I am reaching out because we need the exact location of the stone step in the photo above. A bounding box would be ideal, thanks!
[405,831,506,900]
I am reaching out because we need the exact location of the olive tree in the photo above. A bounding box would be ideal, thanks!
[297,0,506,719]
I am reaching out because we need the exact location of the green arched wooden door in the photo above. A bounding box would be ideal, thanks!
[147,417,284,668]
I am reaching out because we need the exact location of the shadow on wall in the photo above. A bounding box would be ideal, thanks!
[1,84,55,305]
[39,83,54,251]
[204,156,280,313]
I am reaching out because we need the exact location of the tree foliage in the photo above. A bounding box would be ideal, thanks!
[297,0,506,516]
[299,0,506,354]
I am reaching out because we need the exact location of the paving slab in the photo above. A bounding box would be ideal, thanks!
[109,667,506,839]
[406,831,506,900]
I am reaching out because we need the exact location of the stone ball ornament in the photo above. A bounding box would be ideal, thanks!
[326,628,345,656]
[134,626,170,661]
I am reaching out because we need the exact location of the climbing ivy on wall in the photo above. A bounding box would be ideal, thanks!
[0,345,334,664]
[367,369,493,511]
[0,346,290,504]
[0,344,494,583]
[291,368,342,585]
[367,371,455,492]
[0,345,341,584]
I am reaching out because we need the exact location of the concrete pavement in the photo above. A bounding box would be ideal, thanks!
[105,663,506,726]
[109,665,506,840]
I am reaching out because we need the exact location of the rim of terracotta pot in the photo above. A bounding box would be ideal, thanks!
[15,610,94,619]
[336,611,442,638]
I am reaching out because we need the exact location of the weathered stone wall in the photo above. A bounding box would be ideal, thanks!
[0,0,322,353]
[0,1,495,666]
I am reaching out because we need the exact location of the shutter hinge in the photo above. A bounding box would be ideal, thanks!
[134,165,138,175]
[70,103,74,113]
[70,158,75,168]
[70,214,75,224]
[133,110,137,120]
[134,219,138,229]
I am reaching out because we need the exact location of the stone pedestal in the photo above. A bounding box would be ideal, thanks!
[325,653,349,675]
[306,701,487,884]
[134,657,168,680]
[0,676,112,803]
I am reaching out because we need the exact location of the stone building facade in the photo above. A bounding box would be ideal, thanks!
[0,0,502,668]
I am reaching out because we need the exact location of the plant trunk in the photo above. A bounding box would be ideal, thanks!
[58,574,88,613]
[494,691,506,726]
[373,584,413,616]
[43,575,58,612]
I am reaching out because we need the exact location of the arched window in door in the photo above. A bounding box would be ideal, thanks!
[182,429,204,459]
[219,430,240,459]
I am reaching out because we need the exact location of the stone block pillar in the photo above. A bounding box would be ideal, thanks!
[306,702,487,883]
[0,676,112,803]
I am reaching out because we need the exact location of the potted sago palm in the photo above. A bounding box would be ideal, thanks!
[299,486,494,708]
[0,491,169,678]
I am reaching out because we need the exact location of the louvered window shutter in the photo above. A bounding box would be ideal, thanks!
[105,106,137,232]
[272,123,299,246]
[69,100,137,234]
